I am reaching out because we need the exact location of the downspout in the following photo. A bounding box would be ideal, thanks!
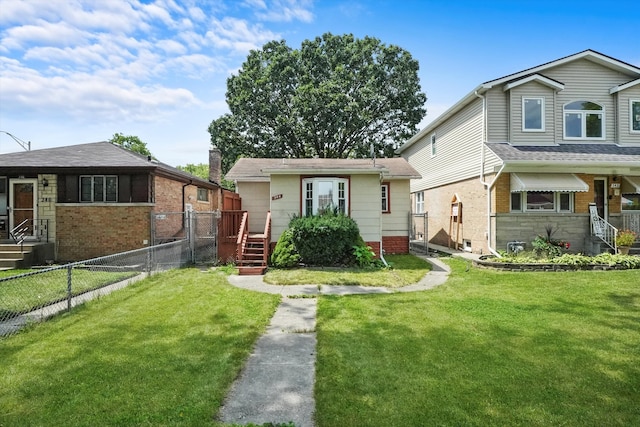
[182,180,193,229]
[474,90,501,257]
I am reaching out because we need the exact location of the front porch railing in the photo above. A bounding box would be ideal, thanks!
[589,203,617,252]
[622,212,640,236]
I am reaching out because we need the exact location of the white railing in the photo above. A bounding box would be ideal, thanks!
[622,212,640,236]
[589,203,617,252]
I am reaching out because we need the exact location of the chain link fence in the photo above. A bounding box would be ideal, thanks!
[0,239,189,337]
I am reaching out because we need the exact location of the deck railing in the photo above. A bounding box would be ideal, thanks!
[622,212,640,237]
[235,212,249,263]
[589,203,617,252]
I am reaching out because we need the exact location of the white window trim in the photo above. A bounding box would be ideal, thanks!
[562,101,605,140]
[415,191,424,214]
[522,97,545,132]
[302,177,349,216]
[510,192,574,213]
[430,133,436,157]
[631,99,640,134]
[381,183,390,213]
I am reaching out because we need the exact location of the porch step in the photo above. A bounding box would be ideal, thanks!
[237,266,267,275]
[0,245,33,269]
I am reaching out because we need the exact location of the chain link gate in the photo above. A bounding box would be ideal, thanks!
[410,212,429,254]
[151,210,219,264]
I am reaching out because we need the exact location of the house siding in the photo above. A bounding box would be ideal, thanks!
[237,181,270,233]
[269,176,300,242]
[350,175,382,244]
[507,82,557,144]
[616,86,640,144]
[486,88,508,142]
[404,97,484,192]
[56,204,152,261]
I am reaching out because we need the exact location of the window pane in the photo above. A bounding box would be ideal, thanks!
[80,177,92,202]
[559,193,571,211]
[586,113,602,137]
[305,182,313,215]
[381,185,388,211]
[622,194,640,210]
[511,192,522,211]
[565,113,582,137]
[526,192,554,210]
[317,181,333,212]
[106,177,118,202]
[93,176,104,202]
[633,101,640,131]
[524,98,542,130]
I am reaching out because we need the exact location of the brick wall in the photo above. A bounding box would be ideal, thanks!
[154,176,219,213]
[56,204,152,261]
[382,236,409,254]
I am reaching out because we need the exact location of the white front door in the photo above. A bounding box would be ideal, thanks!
[9,178,38,239]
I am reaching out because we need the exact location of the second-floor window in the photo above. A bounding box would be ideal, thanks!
[80,176,117,202]
[523,97,544,131]
[631,100,640,133]
[563,100,604,140]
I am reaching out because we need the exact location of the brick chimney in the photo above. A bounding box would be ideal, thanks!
[209,148,222,184]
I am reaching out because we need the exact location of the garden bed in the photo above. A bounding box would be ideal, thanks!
[475,253,640,271]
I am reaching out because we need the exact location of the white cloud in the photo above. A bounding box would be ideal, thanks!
[254,0,314,23]
[205,17,280,52]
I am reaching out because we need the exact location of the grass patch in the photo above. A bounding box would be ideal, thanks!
[1,268,136,315]
[0,268,280,426]
[315,258,640,426]
[264,254,431,287]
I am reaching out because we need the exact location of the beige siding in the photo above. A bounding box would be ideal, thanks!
[236,181,270,233]
[486,88,508,142]
[269,175,301,243]
[616,86,640,144]
[350,175,381,243]
[508,82,557,144]
[404,97,484,192]
[542,59,628,142]
[382,180,411,236]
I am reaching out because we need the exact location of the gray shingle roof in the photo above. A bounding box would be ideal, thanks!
[486,143,640,164]
[0,141,217,187]
[226,157,421,181]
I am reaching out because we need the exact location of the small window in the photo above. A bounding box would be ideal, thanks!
[523,97,544,131]
[563,100,604,140]
[559,193,572,212]
[622,194,640,210]
[80,175,117,202]
[430,133,436,157]
[631,100,640,133]
[415,191,424,214]
[381,183,390,213]
[197,188,208,202]
[510,192,522,211]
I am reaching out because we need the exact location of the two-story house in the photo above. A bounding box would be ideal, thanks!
[398,50,640,255]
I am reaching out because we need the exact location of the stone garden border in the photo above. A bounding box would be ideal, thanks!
[474,256,630,272]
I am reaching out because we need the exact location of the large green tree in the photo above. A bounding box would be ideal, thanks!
[208,33,426,170]
[109,132,152,157]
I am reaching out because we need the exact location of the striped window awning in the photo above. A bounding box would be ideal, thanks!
[510,173,589,193]
[622,176,640,193]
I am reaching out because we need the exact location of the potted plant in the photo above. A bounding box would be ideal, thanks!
[616,229,637,255]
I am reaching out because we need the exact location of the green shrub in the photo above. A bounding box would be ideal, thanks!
[270,229,301,268]
[289,211,361,266]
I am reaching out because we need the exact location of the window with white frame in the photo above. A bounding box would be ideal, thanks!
[415,191,424,213]
[381,183,390,213]
[510,192,574,212]
[523,97,544,131]
[430,133,436,157]
[563,100,604,139]
[197,187,208,202]
[302,177,348,216]
[631,100,640,133]
[80,175,117,202]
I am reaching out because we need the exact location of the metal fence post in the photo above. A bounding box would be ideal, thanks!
[67,265,72,312]
[188,210,195,262]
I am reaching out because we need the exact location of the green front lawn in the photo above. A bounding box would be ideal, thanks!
[315,258,640,426]
[0,268,280,426]
[264,254,431,287]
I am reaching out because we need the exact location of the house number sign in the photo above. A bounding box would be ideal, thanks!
[272,194,283,200]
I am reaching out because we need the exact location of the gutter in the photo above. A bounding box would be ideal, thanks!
[182,179,193,228]
[474,90,501,257]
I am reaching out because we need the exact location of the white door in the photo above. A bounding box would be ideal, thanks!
[9,178,38,239]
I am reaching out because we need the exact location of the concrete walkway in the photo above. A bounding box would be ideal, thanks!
[218,252,462,426]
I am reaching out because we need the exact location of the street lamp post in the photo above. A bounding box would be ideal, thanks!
[0,130,31,151]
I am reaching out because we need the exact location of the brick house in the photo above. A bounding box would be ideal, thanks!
[397,50,640,255]
[0,141,222,261]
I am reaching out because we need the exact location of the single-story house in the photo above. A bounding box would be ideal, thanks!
[0,141,223,262]
[224,157,421,258]
[397,49,640,255]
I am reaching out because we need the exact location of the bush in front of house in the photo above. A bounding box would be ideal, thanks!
[270,229,301,268]
[284,211,362,267]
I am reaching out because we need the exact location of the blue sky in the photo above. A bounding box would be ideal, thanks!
[1,0,639,167]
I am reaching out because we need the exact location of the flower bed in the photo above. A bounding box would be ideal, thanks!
[476,252,640,272]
